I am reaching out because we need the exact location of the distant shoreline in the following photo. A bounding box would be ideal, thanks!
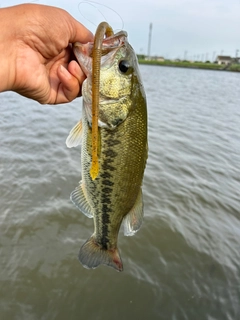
[138,59,240,72]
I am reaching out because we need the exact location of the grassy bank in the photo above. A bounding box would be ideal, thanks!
[138,59,240,72]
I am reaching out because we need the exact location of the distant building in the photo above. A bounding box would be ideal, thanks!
[148,56,165,62]
[216,56,232,65]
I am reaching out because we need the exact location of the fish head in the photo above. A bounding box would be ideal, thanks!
[73,31,146,129]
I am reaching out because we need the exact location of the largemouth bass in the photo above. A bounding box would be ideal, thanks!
[66,28,148,272]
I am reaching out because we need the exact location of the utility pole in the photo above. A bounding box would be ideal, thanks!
[184,50,188,60]
[147,23,152,60]
[212,51,216,62]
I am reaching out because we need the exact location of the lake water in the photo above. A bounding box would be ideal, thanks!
[0,65,240,320]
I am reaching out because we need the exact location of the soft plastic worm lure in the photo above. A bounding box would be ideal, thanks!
[90,22,114,180]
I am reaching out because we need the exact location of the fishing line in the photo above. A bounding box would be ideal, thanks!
[78,1,124,32]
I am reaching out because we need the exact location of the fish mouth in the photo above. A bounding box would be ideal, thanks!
[74,30,127,54]
[73,31,127,75]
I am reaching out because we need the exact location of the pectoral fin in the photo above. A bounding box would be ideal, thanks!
[70,182,93,218]
[123,189,144,236]
[66,120,82,148]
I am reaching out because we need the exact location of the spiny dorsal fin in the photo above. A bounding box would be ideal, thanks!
[123,188,144,236]
[66,120,82,148]
[70,182,93,218]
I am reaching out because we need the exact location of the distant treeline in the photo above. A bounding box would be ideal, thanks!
[137,56,240,72]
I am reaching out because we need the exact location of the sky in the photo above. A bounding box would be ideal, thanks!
[1,0,240,60]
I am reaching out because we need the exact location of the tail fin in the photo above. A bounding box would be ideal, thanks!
[78,236,123,272]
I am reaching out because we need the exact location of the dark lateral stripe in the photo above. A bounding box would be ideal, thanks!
[102,163,116,171]
[102,187,112,193]
[100,203,112,249]
[100,223,110,249]
[100,172,113,179]
[98,135,119,249]
[102,149,118,157]
[102,179,114,186]
[107,139,121,147]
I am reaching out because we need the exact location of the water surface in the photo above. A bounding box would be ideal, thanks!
[0,65,240,319]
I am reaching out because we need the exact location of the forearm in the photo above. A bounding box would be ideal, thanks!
[0,6,17,92]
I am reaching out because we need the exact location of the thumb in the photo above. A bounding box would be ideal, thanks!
[68,16,94,44]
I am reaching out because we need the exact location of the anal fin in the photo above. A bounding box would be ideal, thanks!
[123,188,144,236]
[70,182,93,218]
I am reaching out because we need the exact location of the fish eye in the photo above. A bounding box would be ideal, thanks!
[119,60,132,74]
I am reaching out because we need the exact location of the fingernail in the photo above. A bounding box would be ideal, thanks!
[60,65,71,80]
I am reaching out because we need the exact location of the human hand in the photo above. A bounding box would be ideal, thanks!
[0,4,93,104]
